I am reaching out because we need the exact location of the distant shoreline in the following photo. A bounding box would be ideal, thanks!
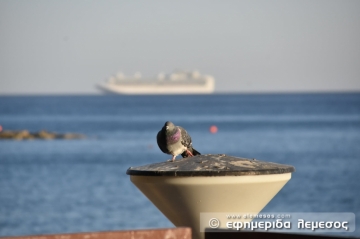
[0,130,85,140]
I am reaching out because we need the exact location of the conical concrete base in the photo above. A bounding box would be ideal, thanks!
[130,173,292,239]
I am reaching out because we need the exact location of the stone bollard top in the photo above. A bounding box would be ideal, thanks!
[126,154,295,177]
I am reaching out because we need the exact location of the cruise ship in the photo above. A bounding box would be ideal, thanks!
[97,70,215,95]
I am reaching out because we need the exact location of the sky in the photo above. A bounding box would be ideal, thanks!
[0,0,359,94]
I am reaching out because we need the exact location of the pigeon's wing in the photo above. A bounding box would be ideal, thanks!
[156,130,169,154]
[179,126,201,158]
[179,126,192,148]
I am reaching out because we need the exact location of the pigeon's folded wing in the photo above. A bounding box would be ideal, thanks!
[179,126,192,148]
[157,130,169,154]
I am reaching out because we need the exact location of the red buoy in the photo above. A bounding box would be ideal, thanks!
[209,125,218,134]
[0,125,2,132]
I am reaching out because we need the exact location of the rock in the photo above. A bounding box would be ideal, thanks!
[0,131,16,139]
[36,130,56,140]
[14,130,31,140]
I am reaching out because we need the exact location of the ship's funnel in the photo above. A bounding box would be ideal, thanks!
[127,154,295,239]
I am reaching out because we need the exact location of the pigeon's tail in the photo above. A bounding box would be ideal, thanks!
[192,148,201,156]
[181,147,201,158]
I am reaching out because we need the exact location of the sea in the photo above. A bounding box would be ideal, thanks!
[0,93,359,237]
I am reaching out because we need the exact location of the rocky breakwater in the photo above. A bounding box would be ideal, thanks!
[0,130,85,140]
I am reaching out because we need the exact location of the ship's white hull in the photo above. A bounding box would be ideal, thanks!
[97,78,215,95]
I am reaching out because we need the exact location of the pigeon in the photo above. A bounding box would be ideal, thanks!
[157,121,201,161]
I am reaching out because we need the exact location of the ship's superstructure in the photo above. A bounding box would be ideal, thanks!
[97,70,215,94]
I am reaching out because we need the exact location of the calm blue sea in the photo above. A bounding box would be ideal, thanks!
[0,94,359,237]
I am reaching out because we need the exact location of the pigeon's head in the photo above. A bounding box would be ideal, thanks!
[164,121,176,131]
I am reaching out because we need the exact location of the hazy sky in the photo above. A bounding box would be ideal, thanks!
[0,0,359,94]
